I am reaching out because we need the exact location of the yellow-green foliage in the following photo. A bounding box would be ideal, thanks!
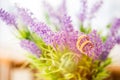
[26,41,111,80]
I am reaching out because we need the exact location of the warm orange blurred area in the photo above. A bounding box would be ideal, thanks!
[0,45,33,80]
[106,65,120,80]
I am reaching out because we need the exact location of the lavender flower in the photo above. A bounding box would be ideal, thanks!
[67,31,80,53]
[89,0,103,20]
[78,0,87,23]
[88,30,103,59]
[101,18,120,60]
[16,7,35,27]
[43,0,67,23]
[20,40,41,57]
[0,8,17,26]
[61,15,74,32]
[101,36,116,60]
[116,36,120,44]
[31,22,54,44]
[110,18,120,36]
[52,30,80,53]
[17,7,54,44]
[50,14,80,53]
[57,0,67,16]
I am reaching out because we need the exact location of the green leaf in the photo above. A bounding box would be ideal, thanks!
[100,58,112,68]
[93,70,109,80]
[79,24,92,34]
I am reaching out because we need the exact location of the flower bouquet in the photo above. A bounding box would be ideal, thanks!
[0,0,120,80]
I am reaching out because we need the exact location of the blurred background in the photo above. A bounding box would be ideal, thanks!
[0,0,120,80]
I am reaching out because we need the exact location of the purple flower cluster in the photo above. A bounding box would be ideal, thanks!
[20,40,41,57]
[0,8,17,26]
[0,1,120,61]
[17,7,77,53]
[52,30,79,53]
[50,14,80,53]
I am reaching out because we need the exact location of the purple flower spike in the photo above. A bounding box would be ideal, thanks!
[101,18,120,60]
[16,7,35,27]
[0,8,17,26]
[100,51,108,60]
[116,36,120,44]
[31,22,54,44]
[78,0,87,23]
[57,0,67,17]
[101,36,116,60]
[20,40,41,57]
[17,7,54,44]
[61,15,74,32]
[110,18,120,36]
[43,0,67,23]
[89,0,103,20]
[88,30,103,59]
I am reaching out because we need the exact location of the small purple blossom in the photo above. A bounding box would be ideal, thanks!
[20,40,41,57]
[0,8,17,26]
[78,0,87,23]
[51,14,76,51]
